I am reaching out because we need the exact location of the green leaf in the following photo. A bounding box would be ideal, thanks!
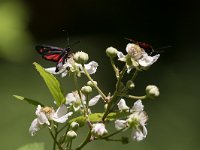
[13,95,44,107]
[33,62,65,106]
[68,112,129,126]
[17,142,44,150]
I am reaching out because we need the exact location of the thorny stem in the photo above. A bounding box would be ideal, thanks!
[102,66,127,121]
[75,131,91,150]
[82,64,107,101]
[48,128,64,150]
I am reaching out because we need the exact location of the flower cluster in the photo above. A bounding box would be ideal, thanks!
[15,42,160,150]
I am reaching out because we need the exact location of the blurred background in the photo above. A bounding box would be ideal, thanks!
[1,0,200,149]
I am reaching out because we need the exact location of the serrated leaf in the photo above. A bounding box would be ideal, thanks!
[13,95,44,107]
[17,142,44,150]
[33,62,65,106]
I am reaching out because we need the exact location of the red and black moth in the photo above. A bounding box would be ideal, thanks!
[35,45,71,72]
[125,38,155,55]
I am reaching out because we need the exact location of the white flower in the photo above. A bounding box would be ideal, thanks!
[117,43,160,72]
[131,100,144,112]
[127,100,148,141]
[91,123,108,137]
[115,120,127,130]
[29,105,73,136]
[89,95,101,106]
[117,99,130,111]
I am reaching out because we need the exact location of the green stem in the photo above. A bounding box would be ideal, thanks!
[73,73,87,117]
[119,94,147,100]
[102,66,127,121]
[110,58,119,78]
[48,128,64,150]
[102,128,124,139]
[131,69,139,81]
[82,64,107,100]
[75,131,91,150]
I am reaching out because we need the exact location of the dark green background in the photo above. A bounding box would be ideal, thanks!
[0,0,200,149]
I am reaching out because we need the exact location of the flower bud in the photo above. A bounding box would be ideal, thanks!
[74,51,89,64]
[81,86,92,94]
[106,47,118,58]
[67,130,77,139]
[70,122,79,131]
[126,80,135,89]
[87,80,97,87]
[146,85,160,99]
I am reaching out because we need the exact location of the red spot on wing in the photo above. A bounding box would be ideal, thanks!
[44,54,60,61]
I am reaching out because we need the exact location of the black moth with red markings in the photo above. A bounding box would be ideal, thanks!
[36,45,71,72]
[125,38,156,56]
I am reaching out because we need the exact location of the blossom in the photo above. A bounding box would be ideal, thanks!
[117,98,130,111]
[91,123,108,137]
[117,43,160,72]
[29,105,73,136]
[127,100,148,141]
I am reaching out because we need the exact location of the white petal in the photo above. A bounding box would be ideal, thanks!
[37,112,50,125]
[117,99,129,111]
[117,51,126,61]
[45,67,57,74]
[131,100,144,112]
[89,95,101,106]
[132,128,146,141]
[29,118,41,136]
[66,92,78,105]
[84,61,98,74]
[115,120,127,130]
[52,105,73,123]
[92,123,108,136]
[53,112,73,123]
[138,53,160,67]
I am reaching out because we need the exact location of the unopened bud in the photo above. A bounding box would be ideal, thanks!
[106,47,118,58]
[87,80,97,87]
[146,85,160,99]
[74,51,89,64]
[81,86,92,94]
[67,130,77,139]
[126,80,135,89]
[70,122,79,131]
